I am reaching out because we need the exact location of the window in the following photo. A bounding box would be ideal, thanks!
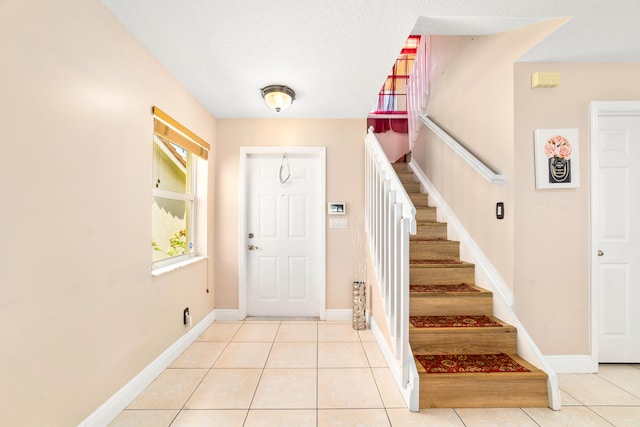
[370,35,420,114]
[151,106,209,267]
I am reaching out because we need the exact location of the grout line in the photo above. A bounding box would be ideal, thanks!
[244,321,281,417]
[452,408,468,426]
[584,406,617,426]
[520,407,543,427]
[594,368,640,400]
[169,320,245,426]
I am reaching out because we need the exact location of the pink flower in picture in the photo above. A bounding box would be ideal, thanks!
[545,135,572,159]
[544,142,557,158]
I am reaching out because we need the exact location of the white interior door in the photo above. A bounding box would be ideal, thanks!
[594,107,640,363]
[244,151,324,317]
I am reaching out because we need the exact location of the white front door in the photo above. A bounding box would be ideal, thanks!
[243,150,325,317]
[593,104,640,362]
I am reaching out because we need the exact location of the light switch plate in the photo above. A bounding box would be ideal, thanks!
[329,217,348,229]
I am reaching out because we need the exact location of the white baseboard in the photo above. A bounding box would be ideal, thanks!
[545,354,598,374]
[214,308,350,322]
[324,309,352,321]
[213,308,244,321]
[78,310,216,427]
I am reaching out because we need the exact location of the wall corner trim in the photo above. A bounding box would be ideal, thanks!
[77,310,217,427]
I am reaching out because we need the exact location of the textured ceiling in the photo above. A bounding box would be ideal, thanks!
[101,0,640,119]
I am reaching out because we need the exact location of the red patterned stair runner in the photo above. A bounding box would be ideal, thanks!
[416,353,530,374]
[410,315,503,328]
[410,259,463,265]
[410,284,479,293]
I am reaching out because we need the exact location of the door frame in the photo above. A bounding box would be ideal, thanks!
[590,101,640,368]
[238,146,326,319]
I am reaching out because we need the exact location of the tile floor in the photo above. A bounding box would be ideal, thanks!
[109,320,640,426]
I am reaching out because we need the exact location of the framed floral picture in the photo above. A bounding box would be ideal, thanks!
[534,128,580,189]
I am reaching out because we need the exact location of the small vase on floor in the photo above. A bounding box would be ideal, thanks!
[352,281,366,330]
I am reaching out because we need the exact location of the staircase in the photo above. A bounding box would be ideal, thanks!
[393,162,549,409]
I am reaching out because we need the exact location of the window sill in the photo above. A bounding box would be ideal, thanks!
[151,256,208,277]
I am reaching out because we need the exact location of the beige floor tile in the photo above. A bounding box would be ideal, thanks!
[590,406,640,427]
[107,409,177,427]
[357,328,377,342]
[318,342,369,368]
[169,341,227,368]
[455,408,539,426]
[371,367,405,408]
[318,368,383,409]
[197,321,243,341]
[524,406,613,427]
[244,409,316,427]
[213,342,272,368]
[184,369,262,409]
[362,341,387,367]
[560,389,582,406]
[170,409,247,426]
[597,363,640,397]
[559,373,640,405]
[386,408,465,426]
[318,409,390,427]
[266,342,317,368]
[318,322,361,342]
[127,369,207,409]
[251,369,317,409]
[275,321,318,342]
[233,322,280,342]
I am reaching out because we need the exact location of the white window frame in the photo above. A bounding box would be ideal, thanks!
[151,137,197,270]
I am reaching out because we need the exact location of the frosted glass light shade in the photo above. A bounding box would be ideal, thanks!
[261,85,296,112]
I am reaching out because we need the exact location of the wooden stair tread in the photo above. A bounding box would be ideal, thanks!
[394,164,549,408]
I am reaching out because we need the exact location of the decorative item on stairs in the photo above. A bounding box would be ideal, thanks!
[534,128,580,189]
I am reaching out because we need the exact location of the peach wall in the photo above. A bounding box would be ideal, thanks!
[215,119,365,311]
[514,62,640,354]
[412,21,565,292]
[0,1,216,425]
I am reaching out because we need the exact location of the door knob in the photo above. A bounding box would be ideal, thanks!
[598,250,604,257]
[248,244,259,251]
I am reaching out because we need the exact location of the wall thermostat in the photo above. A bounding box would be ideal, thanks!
[328,202,346,215]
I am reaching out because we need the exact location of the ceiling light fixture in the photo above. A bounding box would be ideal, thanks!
[260,84,296,112]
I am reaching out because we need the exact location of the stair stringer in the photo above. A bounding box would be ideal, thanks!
[408,159,560,411]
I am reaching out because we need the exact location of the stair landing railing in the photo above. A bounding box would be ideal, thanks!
[365,127,419,411]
